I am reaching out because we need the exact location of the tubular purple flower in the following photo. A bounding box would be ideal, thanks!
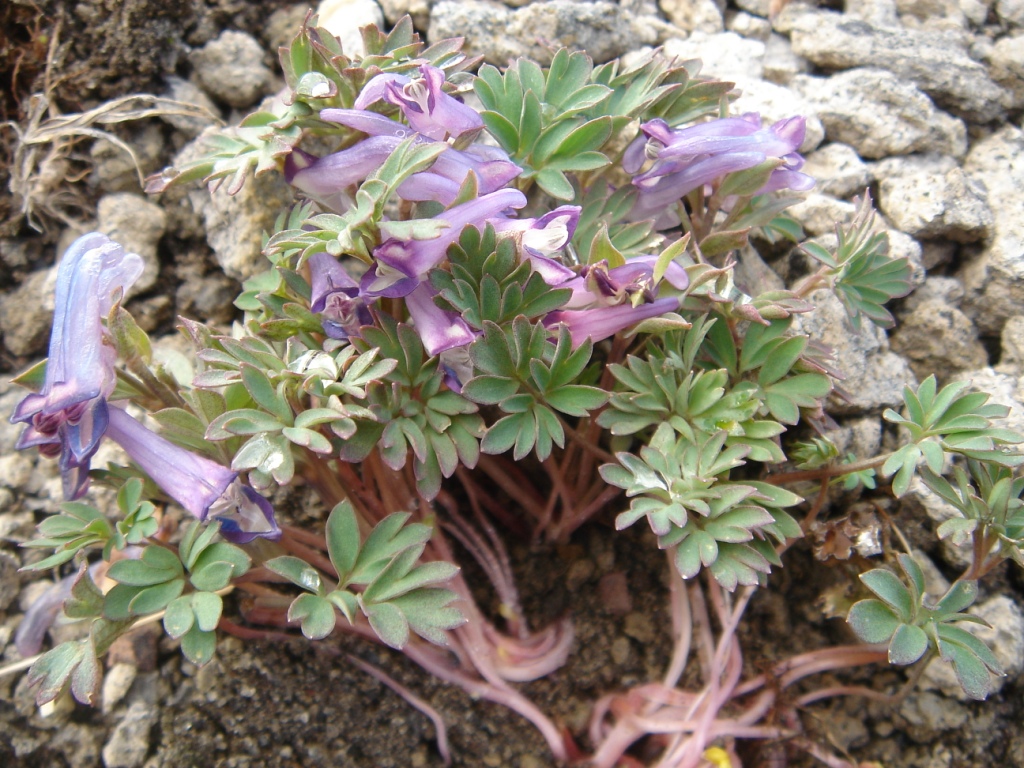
[354,64,483,142]
[368,188,527,295]
[546,296,679,348]
[308,253,372,339]
[490,205,581,285]
[405,283,477,356]
[104,407,280,543]
[561,255,689,310]
[11,233,144,499]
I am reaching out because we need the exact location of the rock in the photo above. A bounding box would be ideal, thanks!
[0,453,34,491]
[161,76,220,138]
[102,701,155,768]
[793,289,916,415]
[998,316,1024,373]
[0,264,56,357]
[89,122,166,193]
[897,0,968,29]
[904,477,973,569]
[201,154,294,281]
[102,663,138,714]
[0,552,20,612]
[664,32,765,81]
[660,0,725,33]
[762,33,809,84]
[377,0,431,28]
[997,0,1024,24]
[787,10,1010,121]
[958,126,1024,335]
[786,194,856,236]
[874,155,992,242]
[316,0,385,60]
[734,0,771,15]
[727,10,772,40]
[961,0,993,25]
[900,691,970,733]
[847,0,901,26]
[886,228,926,288]
[793,69,966,160]
[987,34,1024,109]
[899,275,964,313]
[801,143,871,199]
[825,415,883,459]
[891,292,989,377]
[729,78,824,152]
[98,193,167,295]
[265,5,311,54]
[428,0,665,66]
[190,31,275,109]
[922,596,1024,698]
[956,366,1024,436]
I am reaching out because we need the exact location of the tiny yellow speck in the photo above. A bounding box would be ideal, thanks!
[702,747,732,768]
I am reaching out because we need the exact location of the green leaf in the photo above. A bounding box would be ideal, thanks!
[362,601,410,649]
[163,596,195,639]
[888,623,929,665]
[860,569,914,620]
[326,500,360,583]
[265,555,324,595]
[288,593,337,640]
[847,599,900,643]
[191,591,223,633]
[180,625,217,666]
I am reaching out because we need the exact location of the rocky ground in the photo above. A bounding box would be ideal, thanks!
[1,0,1024,766]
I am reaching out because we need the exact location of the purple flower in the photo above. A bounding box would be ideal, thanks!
[490,205,581,284]
[354,64,483,143]
[308,252,372,339]
[105,407,280,544]
[405,283,476,356]
[11,233,144,499]
[546,297,680,348]
[561,256,688,310]
[364,188,528,297]
[628,113,814,224]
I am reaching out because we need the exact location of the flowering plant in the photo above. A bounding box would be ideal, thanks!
[8,15,1024,767]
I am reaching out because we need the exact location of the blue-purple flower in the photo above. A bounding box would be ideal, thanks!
[308,252,372,339]
[11,233,143,499]
[354,63,483,143]
[105,407,280,544]
[626,113,815,224]
[546,297,680,349]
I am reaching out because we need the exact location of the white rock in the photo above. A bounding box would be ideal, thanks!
[762,33,809,84]
[958,126,1024,335]
[101,663,138,714]
[847,0,901,26]
[802,143,871,199]
[997,0,1024,24]
[727,11,772,40]
[987,34,1024,109]
[102,701,155,768]
[377,0,431,27]
[793,69,967,160]
[960,0,994,25]
[786,194,856,236]
[317,0,385,59]
[161,76,220,138]
[0,264,57,357]
[874,154,992,242]
[897,0,968,29]
[664,31,764,80]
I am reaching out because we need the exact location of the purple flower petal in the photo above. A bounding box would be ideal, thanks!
[405,283,477,356]
[546,296,679,348]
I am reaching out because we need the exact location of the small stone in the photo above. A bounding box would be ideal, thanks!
[664,32,764,81]
[899,691,970,732]
[161,76,220,138]
[102,701,155,768]
[316,0,385,60]
[786,194,856,237]
[660,0,725,33]
[0,264,57,357]
[897,0,967,29]
[998,316,1024,373]
[377,0,431,28]
[0,553,20,612]
[102,663,138,714]
[623,612,655,643]
[89,122,165,193]
[875,155,992,242]
[987,34,1024,109]
[802,144,871,199]
[566,558,596,591]
[190,31,274,109]
[727,11,772,40]
[610,636,632,665]
[890,298,988,379]
[793,69,967,160]
[847,0,901,26]
[0,453,34,490]
[98,193,167,296]
[597,572,633,615]
[997,0,1024,25]
[762,32,809,84]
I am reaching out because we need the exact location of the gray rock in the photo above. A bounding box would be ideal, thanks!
[102,701,155,768]
[886,228,927,288]
[0,553,20,612]
[89,123,166,194]
[998,316,1024,374]
[847,0,902,26]
[956,366,1024,436]
[987,34,1024,109]
[0,264,56,357]
[793,289,916,414]
[891,296,988,379]
[729,78,824,152]
[660,0,725,33]
[874,154,992,242]
[161,76,220,138]
[734,0,771,15]
[959,126,1024,335]
[922,596,1024,698]
[897,0,968,29]
[961,0,993,25]
[762,33,809,84]
[190,31,275,109]
[899,275,964,313]
[316,0,385,60]
[429,0,666,66]
[900,691,970,732]
[727,11,772,40]
[802,143,871,199]
[664,32,764,80]
[787,10,1010,121]
[98,193,167,296]
[793,69,966,160]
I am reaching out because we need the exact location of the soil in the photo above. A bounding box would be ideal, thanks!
[2,3,1024,768]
